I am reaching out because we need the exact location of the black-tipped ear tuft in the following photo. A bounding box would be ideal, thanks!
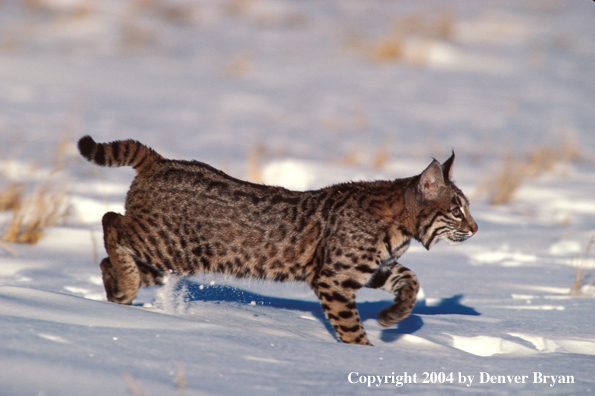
[78,135,96,160]
[441,150,455,180]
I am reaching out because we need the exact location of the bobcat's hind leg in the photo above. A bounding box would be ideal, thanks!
[367,263,419,327]
[99,257,118,302]
[100,249,163,304]
[136,258,165,287]
[101,212,140,305]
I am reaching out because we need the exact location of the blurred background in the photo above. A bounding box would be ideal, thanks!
[0,0,594,238]
[1,0,593,161]
[1,5,595,391]
[2,4,595,394]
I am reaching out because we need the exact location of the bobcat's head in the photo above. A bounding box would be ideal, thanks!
[414,152,478,249]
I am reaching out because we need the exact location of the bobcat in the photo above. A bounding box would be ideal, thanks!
[78,135,477,345]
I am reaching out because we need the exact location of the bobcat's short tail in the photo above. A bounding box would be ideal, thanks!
[78,135,163,175]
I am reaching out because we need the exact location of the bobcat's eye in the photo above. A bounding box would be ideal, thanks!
[451,207,463,218]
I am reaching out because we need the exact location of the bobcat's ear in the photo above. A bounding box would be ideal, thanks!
[418,159,445,201]
[442,150,455,180]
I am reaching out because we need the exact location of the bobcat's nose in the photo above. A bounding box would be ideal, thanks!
[470,222,478,235]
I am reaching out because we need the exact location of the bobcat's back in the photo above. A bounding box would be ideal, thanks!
[125,157,329,284]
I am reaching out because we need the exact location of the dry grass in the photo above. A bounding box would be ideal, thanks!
[321,109,368,132]
[482,139,582,205]
[224,53,252,78]
[175,361,187,396]
[1,136,72,245]
[226,0,255,17]
[486,154,526,205]
[373,38,404,62]
[393,13,455,40]
[332,138,393,169]
[3,0,196,55]
[570,236,595,296]
[1,0,92,53]
[225,0,307,28]
[24,0,95,18]
[2,185,70,244]
[372,146,389,170]
[119,0,197,52]
[0,183,24,212]
[0,239,19,257]
[353,11,455,64]
[136,0,195,26]
[122,363,186,396]
[525,139,581,177]
[120,11,159,53]
[53,127,80,172]
[247,144,268,183]
[123,372,146,396]
[372,137,393,170]
[337,150,364,167]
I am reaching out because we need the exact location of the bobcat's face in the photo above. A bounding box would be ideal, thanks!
[414,153,478,250]
[418,186,477,250]
[440,189,477,245]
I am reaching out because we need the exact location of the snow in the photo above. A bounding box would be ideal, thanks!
[1,0,594,395]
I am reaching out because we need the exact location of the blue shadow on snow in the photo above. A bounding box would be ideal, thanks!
[174,279,480,342]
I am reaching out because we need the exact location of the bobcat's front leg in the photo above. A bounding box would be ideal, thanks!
[314,287,371,345]
[312,272,372,346]
[367,262,419,327]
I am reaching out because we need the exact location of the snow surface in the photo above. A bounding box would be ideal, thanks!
[1,1,594,395]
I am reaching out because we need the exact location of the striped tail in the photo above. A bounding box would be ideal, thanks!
[78,135,163,175]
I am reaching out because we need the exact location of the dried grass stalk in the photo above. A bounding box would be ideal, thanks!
[372,146,389,170]
[570,236,595,296]
[485,140,582,205]
[2,186,70,244]
[488,158,526,205]
[0,183,24,211]
[247,144,267,183]
[175,361,187,396]
[373,38,404,62]
[123,372,146,396]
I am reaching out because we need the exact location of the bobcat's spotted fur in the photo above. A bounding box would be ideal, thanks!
[78,135,477,345]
